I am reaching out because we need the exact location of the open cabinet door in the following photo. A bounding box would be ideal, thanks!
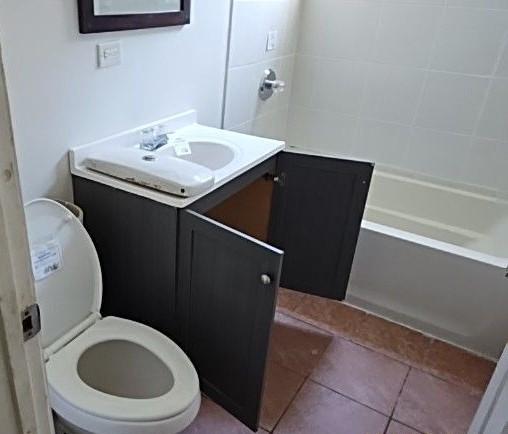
[0,43,54,434]
[178,210,283,431]
[269,151,373,300]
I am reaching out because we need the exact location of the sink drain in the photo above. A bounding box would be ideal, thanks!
[142,155,156,162]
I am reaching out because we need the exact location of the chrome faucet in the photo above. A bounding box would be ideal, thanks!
[139,126,168,151]
[259,69,286,101]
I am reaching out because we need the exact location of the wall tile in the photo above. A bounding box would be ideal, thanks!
[464,137,508,191]
[447,0,508,9]
[353,119,411,167]
[297,0,337,57]
[361,64,426,124]
[496,40,508,77]
[287,107,358,154]
[415,72,489,134]
[229,0,300,68]
[372,4,442,67]
[299,0,380,61]
[477,78,508,142]
[312,58,368,116]
[225,57,293,129]
[227,0,508,193]
[290,55,316,107]
[384,0,444,4]
[405,128,471,181]
[431,8,508,75]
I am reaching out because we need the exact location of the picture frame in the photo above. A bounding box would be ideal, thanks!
[77,0,191,34]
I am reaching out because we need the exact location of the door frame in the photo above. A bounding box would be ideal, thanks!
[469,345,508,434]
[0,36,54,434]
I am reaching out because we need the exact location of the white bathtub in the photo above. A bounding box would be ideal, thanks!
[346,168,508,360]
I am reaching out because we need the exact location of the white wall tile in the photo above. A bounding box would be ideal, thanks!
[229,0,300,67]
[361,64,426,124]
[299,0,380,61]
[464,138,508,191]
[225,57,291,129]
[287,107,358,154]
[477,78,508,142]
[372,4,441,67]
[405,128,471,181]
[353,119,411,166]
[384,0,444,4]
[227,0,508,193]
[415,72,489,134]
[430,8,508,75]
[291,55,316,107]
[297,0,337,57]
[447,0,508,9]
[311,59,367,116]
[495,40,508,77]
[251,107,289,141]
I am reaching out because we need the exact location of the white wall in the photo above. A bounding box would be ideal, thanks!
[0,0,231,201]
[224,0,300,140]
[289,0,508,195]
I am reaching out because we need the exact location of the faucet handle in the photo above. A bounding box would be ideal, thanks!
[259,69,285,100]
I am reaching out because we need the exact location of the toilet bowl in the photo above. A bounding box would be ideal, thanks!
[25,199,200,434]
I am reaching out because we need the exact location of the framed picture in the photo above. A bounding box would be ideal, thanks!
[78,0,191,33]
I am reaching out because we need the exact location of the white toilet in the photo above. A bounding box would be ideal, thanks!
[25,198,201,434]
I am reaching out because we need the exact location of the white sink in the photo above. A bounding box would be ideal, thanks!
[70,110,285,207]
[159,141,235,171]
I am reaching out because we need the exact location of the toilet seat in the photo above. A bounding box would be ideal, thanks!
[25,199,200,434]
[47,317,199,423]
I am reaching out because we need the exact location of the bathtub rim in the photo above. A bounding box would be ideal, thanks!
[362,220,508,270]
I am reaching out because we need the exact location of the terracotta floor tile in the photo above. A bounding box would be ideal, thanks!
[276,287,305,315]
[351,314,432,368]
[182,396,268,434]
[292,294,366,338]
[274,380,388,434]
[260,361,305,432]
[394,369,481,434]
[386,421,422,434]
[311,337,409,415]
[424,340,495,394]
[268,312,332,376]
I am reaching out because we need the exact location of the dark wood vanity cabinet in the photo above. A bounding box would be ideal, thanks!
[73,151,373,431]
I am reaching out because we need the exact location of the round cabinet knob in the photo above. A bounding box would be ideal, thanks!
[261,274,272,285]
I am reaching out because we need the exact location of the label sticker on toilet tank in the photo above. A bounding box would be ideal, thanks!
[30,240,62,281]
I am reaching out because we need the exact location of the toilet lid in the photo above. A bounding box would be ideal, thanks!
[25,199,102,349]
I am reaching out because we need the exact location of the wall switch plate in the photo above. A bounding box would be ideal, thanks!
[266,30,278,52]
[97,41,122,68]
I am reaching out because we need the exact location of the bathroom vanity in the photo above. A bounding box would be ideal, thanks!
[71,112,373,431]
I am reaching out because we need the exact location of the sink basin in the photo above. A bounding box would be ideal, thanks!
[83,139,238,198]
[159,140,236,171]
[71,111,285,206]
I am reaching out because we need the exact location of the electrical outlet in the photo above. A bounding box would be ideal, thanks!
[266,30,278,52]
[97,41,122,68]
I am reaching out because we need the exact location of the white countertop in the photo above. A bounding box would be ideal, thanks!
[70,111,285,208]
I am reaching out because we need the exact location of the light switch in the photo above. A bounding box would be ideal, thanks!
[97,41,122,68]
[266,30,278,52]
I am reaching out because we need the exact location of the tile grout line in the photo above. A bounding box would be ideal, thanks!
[277,301,493,394]
[268,373,309,433]
[308,377,394,419]
[391,367,412,419]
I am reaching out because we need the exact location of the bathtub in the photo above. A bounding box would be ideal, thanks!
[346,168,508,360]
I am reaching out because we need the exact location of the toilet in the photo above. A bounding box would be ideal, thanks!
[25,198,200,434]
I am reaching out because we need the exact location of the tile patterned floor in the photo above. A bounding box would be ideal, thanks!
[184,289,496,434]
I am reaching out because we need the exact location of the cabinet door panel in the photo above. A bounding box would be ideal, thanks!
[269,152,373,300]
[73,177,178,339]
[178,210,283,431]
